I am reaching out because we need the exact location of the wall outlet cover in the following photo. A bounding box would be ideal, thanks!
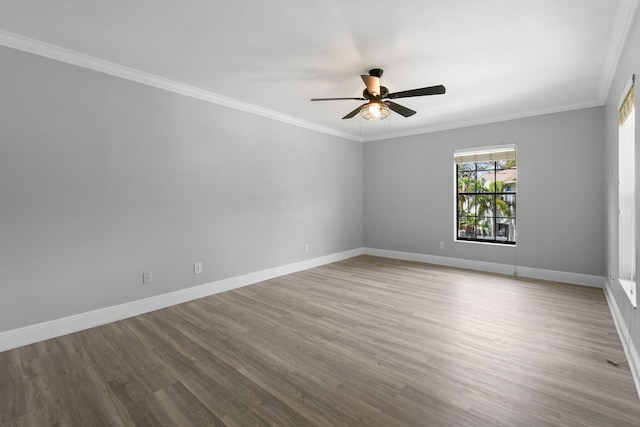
[142,272,152,285]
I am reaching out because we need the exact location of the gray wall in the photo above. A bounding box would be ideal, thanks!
[0,46,363,332]
[364,107,605,276]
[604,8,640,356]
[1,20,633,340]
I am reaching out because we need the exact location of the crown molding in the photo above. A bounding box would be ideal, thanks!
[598,0,640,104]
[362,99,603,142]
[0,30,362,143]
[2,0,636,146]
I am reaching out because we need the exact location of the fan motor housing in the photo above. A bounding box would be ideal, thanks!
[363,86,389,100]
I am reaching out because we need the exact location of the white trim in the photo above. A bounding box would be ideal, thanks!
[0,248,364,353]
[599,0,640,104]
[453,239,517,247]
[363,248,605,288]
[0,19,634,145]
[618,75,636,307]
[618,74,635,109]
[619,278,638,308]
[0,246,613,353]
[0,30,362,143]
[454,143,516,164]
[454,143,517,156]
[362,100,604,142]
[603,280,640,399]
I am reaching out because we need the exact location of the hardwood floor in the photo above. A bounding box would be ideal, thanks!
[2,255,640,426]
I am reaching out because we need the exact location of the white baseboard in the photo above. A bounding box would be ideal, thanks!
[603,280,640,399]
[363,248,605,288]
[0,248,364,353]
[365,248,640,397]
[0,247,607,353]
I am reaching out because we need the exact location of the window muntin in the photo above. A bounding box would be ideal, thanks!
[455,145,516,245]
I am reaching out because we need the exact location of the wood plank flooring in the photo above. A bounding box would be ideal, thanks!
[2,255,640,426]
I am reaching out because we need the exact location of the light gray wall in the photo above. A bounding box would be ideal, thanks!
[604,8,640,356]
[364,107,605,276]
[1,24,628,339]
[0,46,363,332]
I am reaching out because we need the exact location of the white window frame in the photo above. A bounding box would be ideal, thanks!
[618,75,636,307]
[454,143,517,246]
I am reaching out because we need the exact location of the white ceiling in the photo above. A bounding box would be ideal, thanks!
[0,0,637,141]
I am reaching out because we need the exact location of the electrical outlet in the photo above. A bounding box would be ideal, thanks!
[194,262,202,275]
[305,243,309,253]
[439,241,445,249]
[142,272,152,285]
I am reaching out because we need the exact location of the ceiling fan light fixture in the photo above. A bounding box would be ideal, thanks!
[311,68,444,120]
[360,101,391,120]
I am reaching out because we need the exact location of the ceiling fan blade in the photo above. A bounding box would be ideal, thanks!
[311,97,367,101]
[386,85,446,99]
[385,101,416,117]
[342,103,368,119]
[361,75,381,96]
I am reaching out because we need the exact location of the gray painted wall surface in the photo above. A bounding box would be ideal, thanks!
[1,20,633,340]
[364,107,605,276]
[0,46,363,332]
[604,9,640,359]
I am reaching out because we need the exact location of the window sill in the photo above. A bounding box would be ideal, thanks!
[618,278,637,308]
[454,238,517,247]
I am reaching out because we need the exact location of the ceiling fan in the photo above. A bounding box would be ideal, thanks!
[311,68,445,120]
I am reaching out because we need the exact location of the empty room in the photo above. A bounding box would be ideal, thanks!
[2,1,640,425]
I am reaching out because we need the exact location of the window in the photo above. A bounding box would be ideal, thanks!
[618,76,636,307]
[455,144,516,245]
